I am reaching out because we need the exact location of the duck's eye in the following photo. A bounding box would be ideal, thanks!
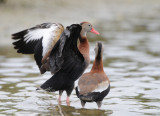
[88,24,91,27]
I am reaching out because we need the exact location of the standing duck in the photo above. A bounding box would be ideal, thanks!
[12,22,99,105]
[12,22,99,74]
[76,42,110,109]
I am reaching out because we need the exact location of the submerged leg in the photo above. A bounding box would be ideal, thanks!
[58,90,63,104]
[81,100,86,108]
[96,101,102,109]
[66,85,74,106]
[66,96,70,106]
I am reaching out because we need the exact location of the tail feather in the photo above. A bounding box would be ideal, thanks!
[79,95,96,102]
[40,71,67,92]
[40,76,60,92]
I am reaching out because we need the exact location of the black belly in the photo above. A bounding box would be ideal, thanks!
[40,62,87,92]
[78,84,110,102]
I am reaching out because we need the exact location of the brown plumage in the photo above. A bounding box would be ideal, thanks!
[78,36,90,66]
[79,73,109,95]
[76,42,110,109]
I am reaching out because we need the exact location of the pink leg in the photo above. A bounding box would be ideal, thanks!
[58,90,63,104]
[58,95,62,104]
[66,96,70,106]
[96,101,102,109]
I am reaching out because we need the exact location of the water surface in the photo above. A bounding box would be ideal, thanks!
[0,0,160,116]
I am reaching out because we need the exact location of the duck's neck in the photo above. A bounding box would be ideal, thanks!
[90,55,104,73]
[78,33,90,66]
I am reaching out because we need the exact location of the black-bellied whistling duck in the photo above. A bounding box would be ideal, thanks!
[76,42,110,109]
[12,22,99,74]
[12,22,99,105]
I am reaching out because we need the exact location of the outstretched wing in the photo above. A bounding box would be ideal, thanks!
[49,24,84,74]
[49,29,70,73]
[12,23,64,56]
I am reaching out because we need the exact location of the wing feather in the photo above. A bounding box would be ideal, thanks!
[49,24,84,74]
[49,29,70,73]
[12,23,64,55]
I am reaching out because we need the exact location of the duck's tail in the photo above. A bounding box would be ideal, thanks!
[40,71,67,92]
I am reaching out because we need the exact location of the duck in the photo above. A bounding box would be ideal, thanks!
[75,42,110,109]
[12,22,99,74]
[12,22,99,105]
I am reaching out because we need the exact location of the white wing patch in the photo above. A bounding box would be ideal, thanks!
[42,25,58,56]
[92,80,109,93]
[23,23,61,57]
[24,29,47,43]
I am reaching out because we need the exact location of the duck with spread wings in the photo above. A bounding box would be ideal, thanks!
[12,22,99,74]
[12,22,99,105]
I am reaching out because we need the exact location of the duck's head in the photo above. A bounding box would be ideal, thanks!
[80,22,99,37]
[94,42,103,60]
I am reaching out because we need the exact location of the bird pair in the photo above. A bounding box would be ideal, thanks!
[12,22,110,109]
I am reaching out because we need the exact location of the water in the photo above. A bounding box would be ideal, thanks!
[0,0,160,116]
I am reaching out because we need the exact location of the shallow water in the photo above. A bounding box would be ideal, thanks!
[0,0,160,116]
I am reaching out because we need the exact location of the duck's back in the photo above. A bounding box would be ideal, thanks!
[78,73,109,95]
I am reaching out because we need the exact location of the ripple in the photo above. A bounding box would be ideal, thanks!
[1,0,160,115]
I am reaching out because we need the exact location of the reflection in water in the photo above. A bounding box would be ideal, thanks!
[57,105,113,116]
[0,0,160,116]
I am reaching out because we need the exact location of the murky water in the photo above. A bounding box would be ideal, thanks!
[0,0,160,116]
